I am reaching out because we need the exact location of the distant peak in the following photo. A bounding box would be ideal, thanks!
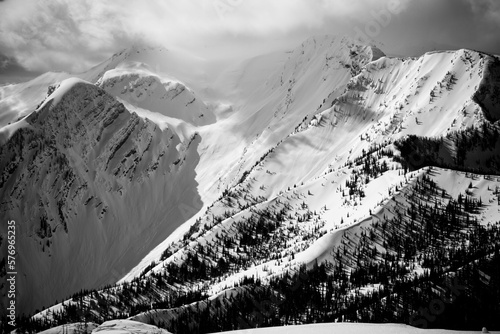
[128,42,167,54]
[298,34,386,59]
[108,43,168,63]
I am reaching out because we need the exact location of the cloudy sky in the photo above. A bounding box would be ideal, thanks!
[0,0,499,80]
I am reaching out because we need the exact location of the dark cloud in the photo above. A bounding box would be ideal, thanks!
[0,52,42,84]
[379,0,500,55]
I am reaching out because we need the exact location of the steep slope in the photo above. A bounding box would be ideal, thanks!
[0,44,230,318]
[122,43,500,331]
[0,79,203,315]
[192,35,385,205]
[234,48,500,198]
[124,38,500,282]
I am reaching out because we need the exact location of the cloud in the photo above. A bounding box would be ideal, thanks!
[0,0,134,71]
[384,0,500,54]
[0,0,498,74]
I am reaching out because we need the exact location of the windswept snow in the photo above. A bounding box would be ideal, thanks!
[0,116,29,145]
[0,77,90,144]
[39,77,90,109]
[99,70,216,126]
[0,71,71,127]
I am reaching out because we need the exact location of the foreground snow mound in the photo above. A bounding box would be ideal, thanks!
[36,320,170,334]
[216,323,498,334]
[91,320,171,334]
[37,322,98,334]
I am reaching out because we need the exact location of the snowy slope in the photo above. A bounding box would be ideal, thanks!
[193,36,385,201]
[110,35,387,281]
[183,37,499,211]
[122,36,500,283]
[109,38,500,333]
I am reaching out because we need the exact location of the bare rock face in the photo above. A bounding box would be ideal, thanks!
[473,55,500,122]
[0,82,202,314]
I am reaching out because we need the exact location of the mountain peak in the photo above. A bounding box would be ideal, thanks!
[35,77,91,111]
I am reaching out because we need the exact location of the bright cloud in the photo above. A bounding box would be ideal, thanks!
[0,0,498,74]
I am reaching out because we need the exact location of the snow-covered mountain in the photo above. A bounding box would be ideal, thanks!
[0,77,206,314]
[1,35,500,332]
